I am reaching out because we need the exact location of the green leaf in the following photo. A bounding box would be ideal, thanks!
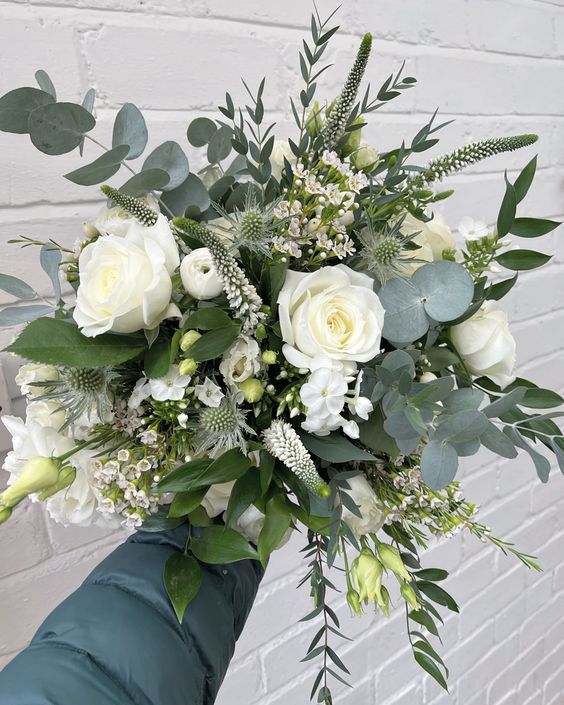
[443,388,484,413]
[0,273,37,300]
[164,553,202,622]
[224,470,262,527]
[496,176,516,238]
[483,387,527,418]
[143,141,190,191]
[409,609,439,636]
[521,387,563,409]
[415,568,448,582]
[510,217,560,238]
[191,525,259,564]
[155,449,251,493]
[64,144,130,185]
[505,427,551,482]
[513,155,536,204]
[379,277,428,344]
[112,102,148,159]
[161,173,210,217]
[137,509,185,532]
[187,117,217,147]
[414,651,448,691]
[168,488,208,518]
[417,581,459,612]
[359,408,400,458]
[258,495,292,566]
[35,70,56,100]
[0,304,55,327]
[40,245,62,301]
[299,431,377,463]
[6,318,145,367]
[0,87,54,134]
[120,168,170,196]
[29,102,96,155]
[435,410,489,443]
[153,459,211,493]
[79,88,96,156]
[420,439,458,490]
[495,250,551,271]
[486,274,518,301]
[413,261,474,323]
[207,125,233,164]
[144,337,171,378]
[425,347,460,372]
[480,421,518,459]
[412,640,448,673]
[188,325,241,362]
[184,307,233,331]
[550,437,564,475]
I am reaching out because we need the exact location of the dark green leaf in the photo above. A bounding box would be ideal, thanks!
[168,488,208,518]
[161,173,210,217]
[207,125,233,164]
[496,176,516,238]
[299,431,377,463]
[495,250,551,271]
[144,337,171,378]
[225,470,262,527]
[156,449,250,493]
[191,525,259,564]
[164,553,202,622]
[143,140,190,191]
[188,325,241,362]
[184,307,233,331]
[153,459,211,493]
[414,651,448,691]
[417,581,459,612]
[187,117,217,147]
[510,217,560,238]
[425,347,460,372]
[64,144,130,185]
[29,102,96,155]
[415,568,448,582]
[409,609,439,636]
[112,102,148,159]
[521,387,563,409]
[120,168,170,196]
[258,494,292,566]
[513,155,536,204]
[486,274,518,301]
[0,87,54,134]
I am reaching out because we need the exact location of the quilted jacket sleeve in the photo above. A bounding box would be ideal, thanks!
[0,525,263,705]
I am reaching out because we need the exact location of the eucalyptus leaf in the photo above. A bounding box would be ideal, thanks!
[34,70,56,100]
[40,245,62,301]
[299,431,377,463]
[164,553,202,623]
[412,261,474,323]
[207,125,233,164]
[384,412,424,441]
[187,117,217,147]
[0,273,37,300]
[505,427,551,482]
[161,173,210,217]
[381,349,416,378]
[480,421,518,459]
[29,102,96,155]
[78,88,96,156]
[379,277,428,344]
[443,388,484,412]
[358,408,400,457]
[452,438,481,457]
[64,144,130,186]
[112,102,148,159]
[435,410,488,443]
[0,87,54,134]
[0,304,55,327]
[143,141,190,191]
[191,525,259,564]
[420,439,459,490]
[550,437,564,475]
[121,168,170,196]
[483,387,526,418]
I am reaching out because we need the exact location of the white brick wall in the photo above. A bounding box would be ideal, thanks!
[0,1,563,703]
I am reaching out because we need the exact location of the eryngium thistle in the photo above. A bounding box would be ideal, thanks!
[173,217,265,334]
[212,190,278,257]
[196,395,255,456]
[262,421,330,497]
[100,185,159,227]
[321,32,372,150]
[358,218,427,283]
[409,134,538,188]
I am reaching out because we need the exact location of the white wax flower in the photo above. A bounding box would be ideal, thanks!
[450,301,516,389]
[180,248,224,300]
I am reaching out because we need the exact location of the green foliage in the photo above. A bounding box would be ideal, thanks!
[0,87,54,134]
[187,325,241,362]
[121,168,170,195]
[154,449,251,493]
[112,102,148,159]
[35,70,56,100]
[495,249,551,271]
[187,117,217,147]
[258,495,292,566]
[0,273,37,300]
[143,141,190,190]
[164,552,202,622]
[191,525,259,563]
[161,173,210,217]
[29,102,96,155]
[299,431,377,463]
[64,144,130,185]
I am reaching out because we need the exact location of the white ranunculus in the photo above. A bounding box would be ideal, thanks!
[15,363,59,397]
[270,140,297,181]
[341,475,386,538]
[450,301,516,389]
[219,336,261,386]
[201,481,236,518]
[278,264,385,370]
[180,248,224,300]
[400,212,456,275]
[74,232,179,337]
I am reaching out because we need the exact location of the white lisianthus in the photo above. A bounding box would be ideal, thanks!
[450,301,516,389]
[201,480,236,518]
[270,140,297,181]
[220,336,261,386]
[195,377,225,408]
[278,264,385,370]
[400,212,457,274]
[230,504,293,548]
[15,363,59,397]
[346,370,373,420]
[458,216,490,241]
[74,224,180,336]
[180,248,224,300]
[341,475,386,538]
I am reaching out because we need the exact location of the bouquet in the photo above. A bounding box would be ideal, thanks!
[0,7,562,700]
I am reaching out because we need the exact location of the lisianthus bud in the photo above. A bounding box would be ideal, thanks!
[255,325,267,342]
[352,144,380,172]
[347,589,362,616]
[377,543,412,582]
[351,548,384,605]
[262,350,277,365]
[179,358,198,376]
[0,506,12,524]
[180,330,202,351]
[239,378,264,403]
[38,466,76,501]
[0,456,60,508]
[400,582,419,609]
[379,585,391,617]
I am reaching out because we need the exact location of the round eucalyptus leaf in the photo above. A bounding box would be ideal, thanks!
[412,261,474,322]
[384,412,422,441]
[379,276,429,344]
[29,102,96,155]
[187,117,217,147]
[78,88,96,156]
[452,438,481,457]
[120,168,170,196]
[143,140,190,191]
[207,125,233,164]
[421,439,459,490]
[35,70,56,100]
[160,173,210,217]
[112,103,148,159]
[0,87,55,135]
[443,388,485,413]
[64,144,130,186]
[0,304,55,327]
[434,409,488,444]
[381,349,416,377]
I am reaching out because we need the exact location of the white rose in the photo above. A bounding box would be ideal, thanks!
[201,481,235,518]
[400,212,456,275]
[450,301,516,389]
[74,231,179,337]
[270,140,297,181]
[341,475,386,538]
[278,264,385,370]
[26,400,66,430]
[15,363,59,397]
[180,248,223,300]
[231,504,293,548]
[94,193,160,237]
[219,336,261,386]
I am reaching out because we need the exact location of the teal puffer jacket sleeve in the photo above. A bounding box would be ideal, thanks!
[0,525,263,705]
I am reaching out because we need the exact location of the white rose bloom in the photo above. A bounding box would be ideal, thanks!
[15,363,59,397]
[94,194,160,237]
[341,475,386,538]
[74,231,179,337]
[270,140,297,181]
[231,504,293,548]
[201,480,236,518]
[400,212,456,275]
[26,400,66,430]
[278,264,385,370]
[450,301,516,389]
[180,248,224,300]
[219,336,261,386]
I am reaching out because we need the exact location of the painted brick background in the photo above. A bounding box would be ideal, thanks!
[0,1,563,703]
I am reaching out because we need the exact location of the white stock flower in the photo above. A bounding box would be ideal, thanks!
[300,368,347,419]
[74,223,180,337]
[458,217,490,241]
[201,480,235,518]
[195,377,225,408]
[270,140,297,181]
[15,364,59,397]
[219,336,261,386]
[341,475,386,538]
[450,301,516,389]
[400,212,456,274]
[180,248,224,300]
[148,365,192,402]
[278,264,385,370]
[346,370,373,420]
